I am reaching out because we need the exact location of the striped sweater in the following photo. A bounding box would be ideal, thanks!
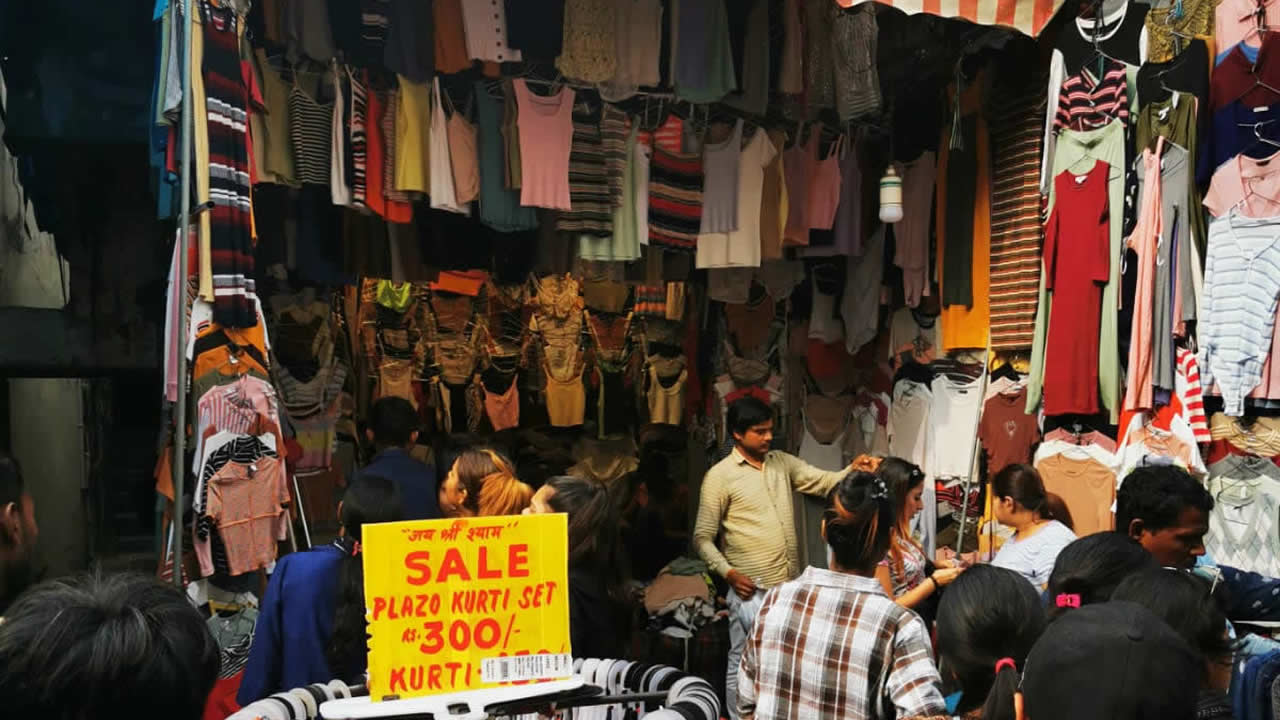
[648,146,704,250]
[201,1,257,328]
[1199,214,1280,415]
[988,77,1047,350]
[1054,59,1129,132]
[1176,348,1211,443]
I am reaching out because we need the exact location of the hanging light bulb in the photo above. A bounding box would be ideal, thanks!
[879,165,903,223]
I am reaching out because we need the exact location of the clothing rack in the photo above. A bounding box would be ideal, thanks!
[517,75,679,101]
[954,333,993,558]
[312,661,718,720]
[171,0,195,589]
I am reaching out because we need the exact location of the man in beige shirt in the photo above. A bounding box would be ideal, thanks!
[695,397,850,719]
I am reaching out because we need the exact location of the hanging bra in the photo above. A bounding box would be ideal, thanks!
[648,354,687,382]
[534,273,583,323]
[431,293,476,335]
[436,337,479,386]
[377,358,418,409]
[726,344,772,387]
[804,392,853,445]
[273,357,350,417]
[647,365,686,426]
[545,356,586,427]
[588,311,633,369]
[379,326,415,356]
[484,373,520,431]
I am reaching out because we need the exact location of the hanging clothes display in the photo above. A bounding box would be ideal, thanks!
[894,152,937,308]
[1200,214,1280,415]
[474,82,539,232]
[936,78,991,351]
[987,75,1046,350]
[696,127,775,269]
[1042,160,1110,415]
[1029,120,1125,419]
[202,2,260,329]
[430,78,468,215]
[513,79,576,210]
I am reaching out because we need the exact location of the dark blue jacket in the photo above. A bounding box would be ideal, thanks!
[237,542,347,704]
[362,448,440,520]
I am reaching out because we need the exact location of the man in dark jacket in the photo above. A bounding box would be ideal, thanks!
[361,397,439,520]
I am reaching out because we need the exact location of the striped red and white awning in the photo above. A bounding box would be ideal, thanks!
[838,0,1065,37]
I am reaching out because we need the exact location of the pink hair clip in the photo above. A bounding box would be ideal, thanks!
[1055,593,1081,609]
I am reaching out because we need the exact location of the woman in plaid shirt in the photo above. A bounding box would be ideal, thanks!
[737,470,946,720]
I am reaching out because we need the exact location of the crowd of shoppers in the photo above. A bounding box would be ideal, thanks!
[0,395,1270,720]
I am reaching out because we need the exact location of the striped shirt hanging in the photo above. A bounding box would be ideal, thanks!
[1054,59,1129,132]
[988,77,1046,350]
[349,70,369,207]
[838,0,1064,38]
[557,101,617,237]
[288,83,334,186]
[648,146,704,251]
[201,0,257,328]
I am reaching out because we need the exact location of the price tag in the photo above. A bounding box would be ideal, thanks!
[362,515,571,701]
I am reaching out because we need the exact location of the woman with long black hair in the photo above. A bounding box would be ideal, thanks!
[911,564,1047,720]
[526,475,631,659]
[238,474,404,703]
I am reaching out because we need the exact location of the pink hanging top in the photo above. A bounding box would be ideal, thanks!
[514,79,576,210]
[807,134,844,230]
[783,127,819,245]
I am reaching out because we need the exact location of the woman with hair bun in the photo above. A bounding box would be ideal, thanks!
[989,464,1077,590]
[737,471,946,720]
[1045,532,1156,619]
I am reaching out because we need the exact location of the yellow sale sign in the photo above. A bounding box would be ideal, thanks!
[362,514,572,701]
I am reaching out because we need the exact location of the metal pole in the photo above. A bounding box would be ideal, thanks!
[954,333,993,558]
[171,0,195,589]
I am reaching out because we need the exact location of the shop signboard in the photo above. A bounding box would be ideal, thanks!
[362,514,571,701]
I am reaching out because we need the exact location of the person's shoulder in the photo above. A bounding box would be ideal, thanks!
[365,450,434,476]
[707,452,744,476]
[278,542,346,577]
[1047,520,1078,542]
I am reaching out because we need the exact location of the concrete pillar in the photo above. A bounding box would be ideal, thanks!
[7,378,87,577]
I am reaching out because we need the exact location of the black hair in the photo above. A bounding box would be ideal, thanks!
[1046,533,1157,619]
[824,471,896,574]
[1116,465,1214,535]
[546,476,624,573]
[1112,568,1235,672]
[544,476,632,648]
[936,565,1047,720]
[992,464,1074,531]
[368,396,420,448]
[727,396,773,438]
[0,453,23,509]
[0,571,220,720]
[328,474,404,682]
